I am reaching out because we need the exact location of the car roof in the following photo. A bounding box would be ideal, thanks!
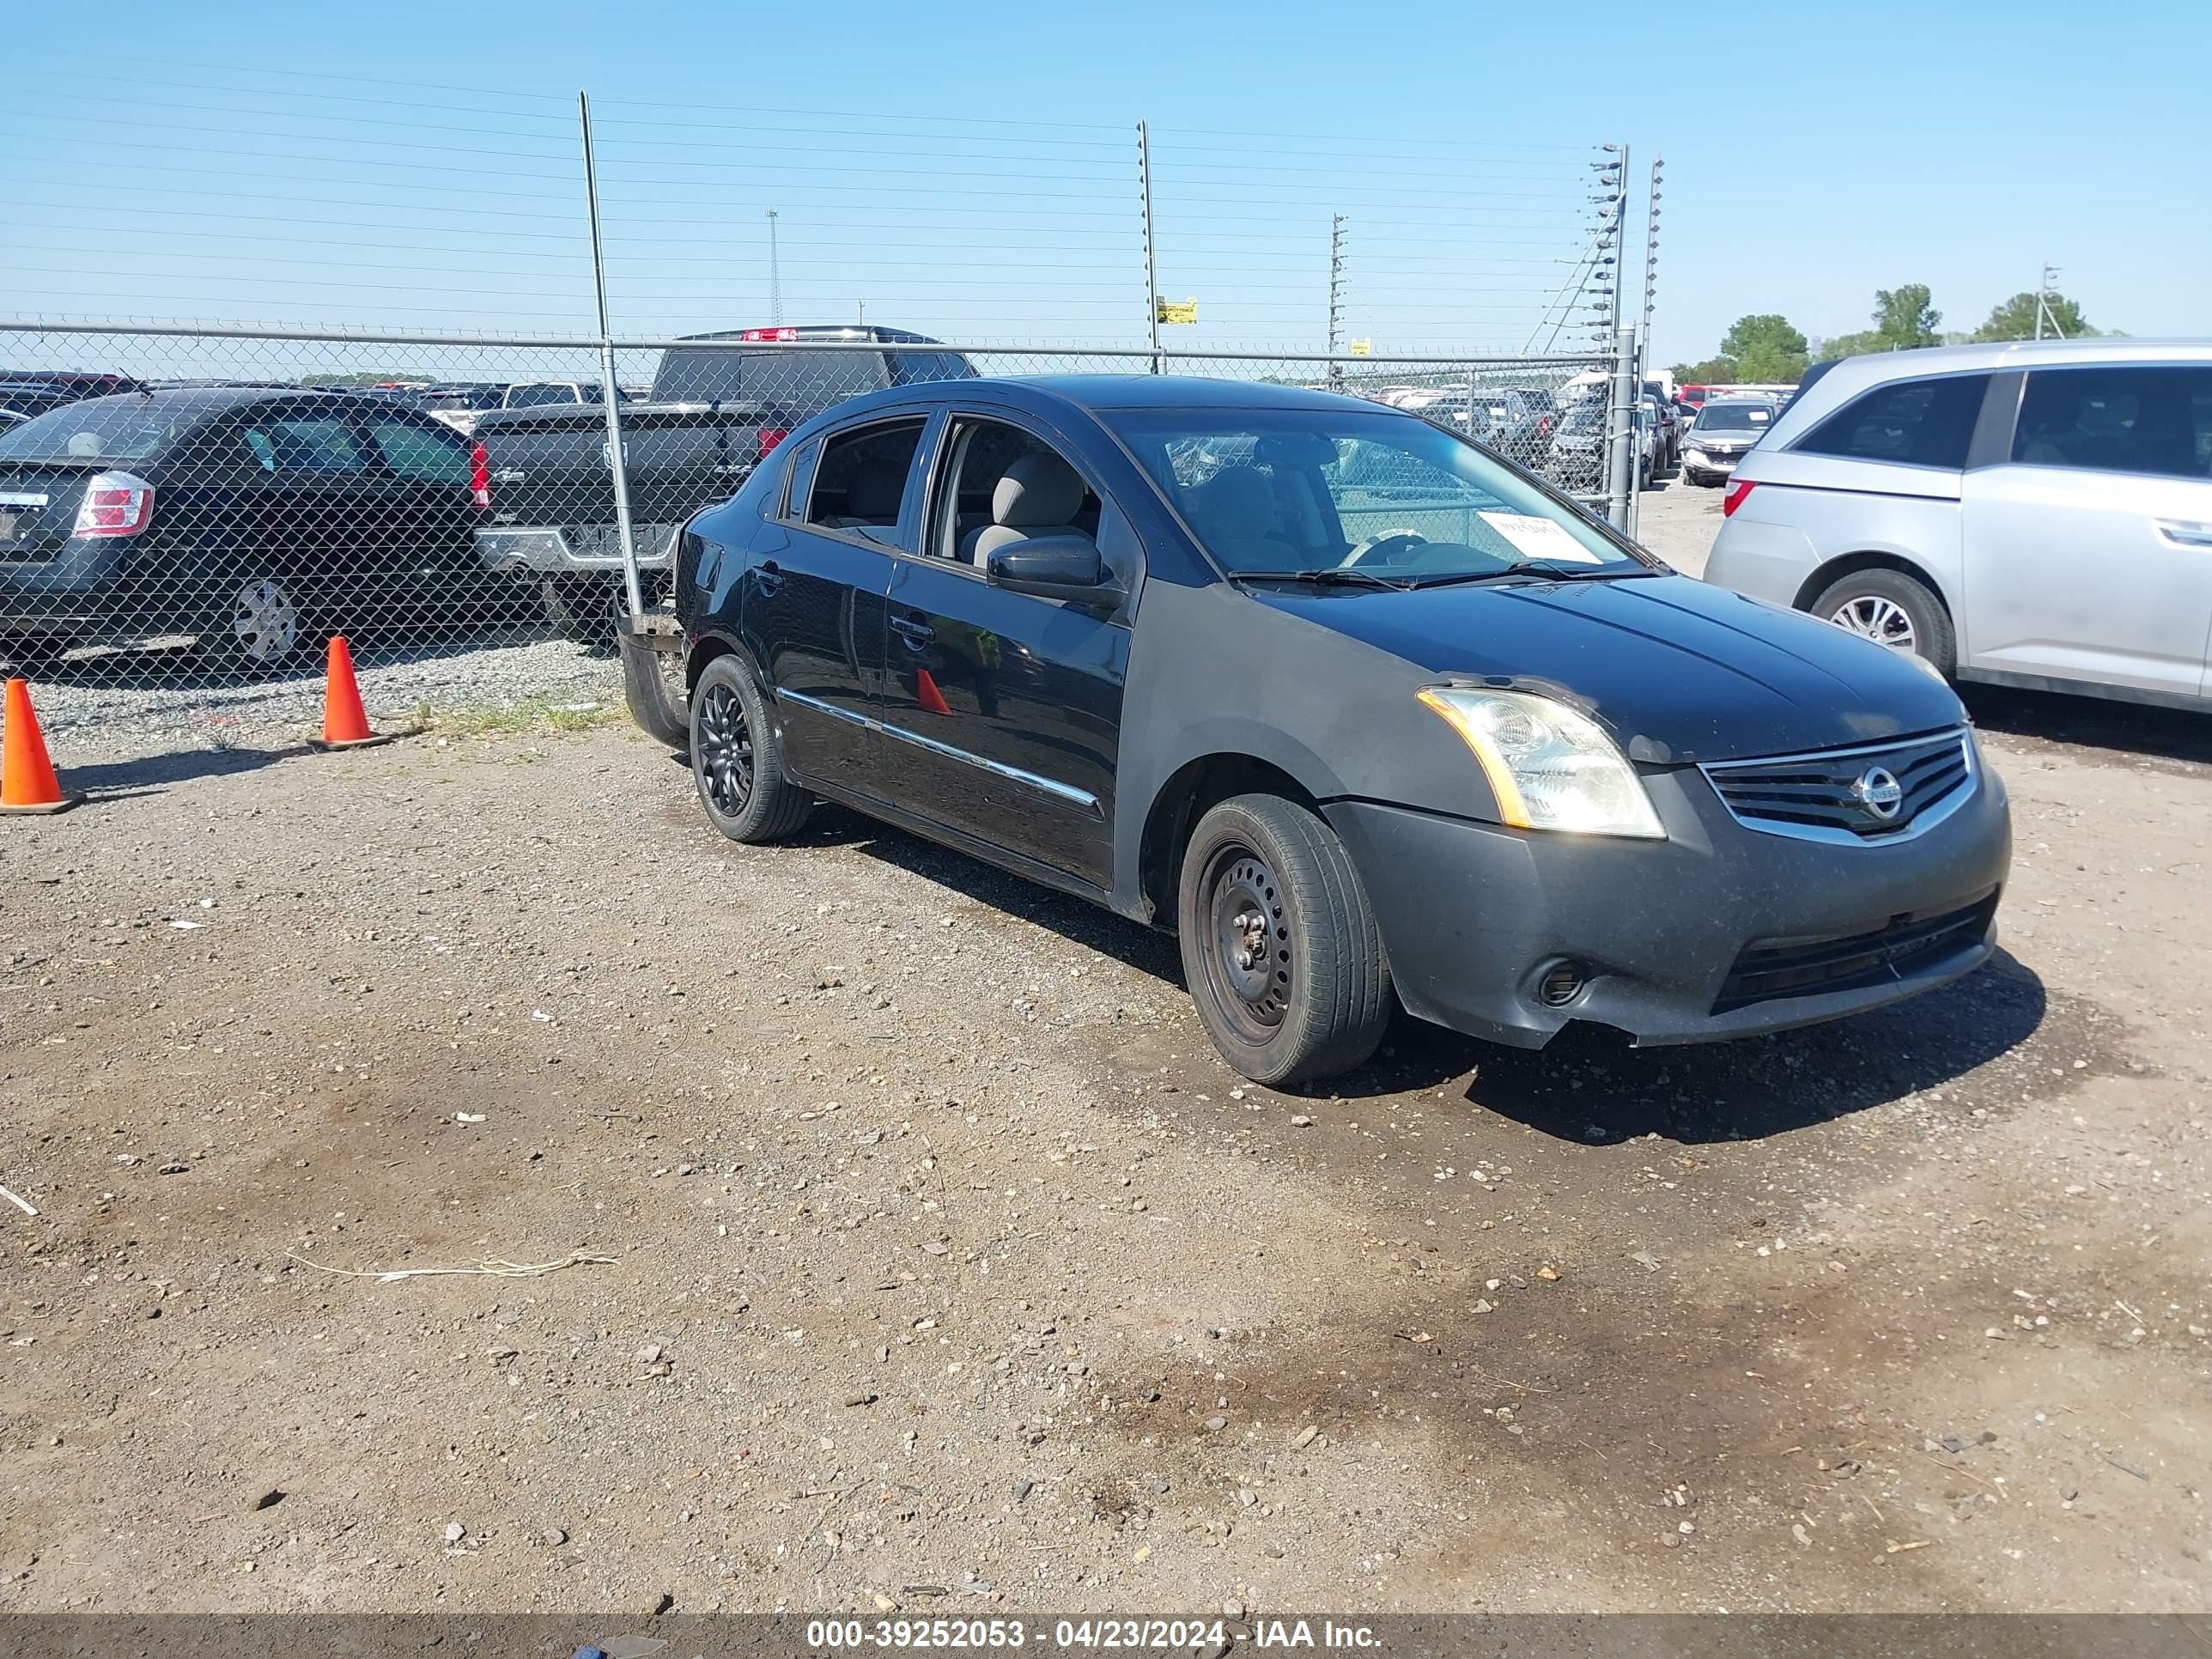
[1765,337,2212,449]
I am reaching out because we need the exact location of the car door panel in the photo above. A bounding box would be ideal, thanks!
[878,558,1127,887]
[744,520,891,793]
[1961,468,2212,699]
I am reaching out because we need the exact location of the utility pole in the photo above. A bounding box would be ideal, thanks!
[2035,262,2064,340]
[578,92,641,623]
[765,209,782,325]
[1641,156,1664,356]
[1326,213,1346,389]
[1138,120,1162,373]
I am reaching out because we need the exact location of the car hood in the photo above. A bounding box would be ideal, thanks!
[1252,572,1965,763]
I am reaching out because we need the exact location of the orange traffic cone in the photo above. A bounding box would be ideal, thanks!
[1,678,80,815]
[308,636,394,752]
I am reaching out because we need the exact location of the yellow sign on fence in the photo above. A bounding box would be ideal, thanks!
[1348,338,1372,356]
[1155,295,1199,325]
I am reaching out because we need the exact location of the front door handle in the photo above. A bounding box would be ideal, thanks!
[2155,519,2212,549]
[890,614,935,647]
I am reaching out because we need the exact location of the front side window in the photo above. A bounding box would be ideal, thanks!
[368,418,471,484]
[928,417,1102,567]
[1110,407,1644,582]
[804,417,926,547]
[1795,374,1988,470]
[2013,365,2212,480]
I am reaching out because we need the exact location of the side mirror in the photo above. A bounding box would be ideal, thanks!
[987,535,1121,604]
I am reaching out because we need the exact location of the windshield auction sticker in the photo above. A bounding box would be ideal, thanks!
[1476,511,1604,563]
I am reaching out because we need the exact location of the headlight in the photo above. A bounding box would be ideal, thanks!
[1417,687,1665,839]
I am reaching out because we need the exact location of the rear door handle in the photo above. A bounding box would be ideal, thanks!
[755,559,785,594]
[2155,519,2212,549]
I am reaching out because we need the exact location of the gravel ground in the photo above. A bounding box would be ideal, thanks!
[2,486,2209,1618]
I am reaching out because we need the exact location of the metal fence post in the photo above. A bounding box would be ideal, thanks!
[1605,324,1637,533]
[1138,120,1162,374]
[579,91,644,622]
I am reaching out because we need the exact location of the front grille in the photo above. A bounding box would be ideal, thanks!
[1704,729,1973,844]
[1712,892,1997,1015]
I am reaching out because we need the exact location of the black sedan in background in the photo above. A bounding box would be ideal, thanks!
[0,388,500,671]
[659,376,2010,1086]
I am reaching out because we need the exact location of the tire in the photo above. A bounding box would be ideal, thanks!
[689,653,811,843]
[1176,793,1392,1087]
[1809,566,1957,679]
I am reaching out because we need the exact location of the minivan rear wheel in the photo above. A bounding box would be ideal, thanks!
[1810,568,1956,680]
[1177,793,1392,1087]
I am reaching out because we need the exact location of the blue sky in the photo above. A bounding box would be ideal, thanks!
[3,0,2204,365]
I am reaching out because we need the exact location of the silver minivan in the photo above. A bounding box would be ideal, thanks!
[1705,341,2212,710]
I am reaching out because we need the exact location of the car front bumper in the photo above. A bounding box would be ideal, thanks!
[1682,450,1745,477]
[1325,756,2011,1050]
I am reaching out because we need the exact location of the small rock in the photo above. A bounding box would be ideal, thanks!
[1535,1264,1560,1281]
[1292,1425,1317,1449]
[1237,1488,1256,1508]
[1471,1299,1494,1316]
[921,1241,950,1256]
[443,1522,467,1544]
[1133,1545,1152,1565]
[635,1344,663,1364]
[843,1390,878,1407]
[540,1527,568,1547]
[253,1489,286,1511]
[1939,1435,1966,1454]
[1204,1416,1227,1432]
[1012,1479,1034,1503]
[1290,1115,1314,1128]
[158,1161,190,1176]
[873,1593,897,1613]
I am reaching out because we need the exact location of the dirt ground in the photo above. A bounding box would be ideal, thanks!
[3,482,2208,1617]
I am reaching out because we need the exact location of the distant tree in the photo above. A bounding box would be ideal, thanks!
[1668,313,1808,386]
[1872,283,1942,349]
[1817,283,1944,361]
[1974,290,2095,341]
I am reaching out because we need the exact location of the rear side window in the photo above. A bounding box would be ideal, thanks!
[240,416,368,474]
[2012,365,2212,480]
[804,418,927,546]
[369,418,470,484]
[0,400,200,462]
[1796,374,1988,470]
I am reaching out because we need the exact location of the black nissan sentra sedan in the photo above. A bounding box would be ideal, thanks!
[661,375,2010,1085]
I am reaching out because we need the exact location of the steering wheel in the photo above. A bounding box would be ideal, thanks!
[1340,529,1426,568]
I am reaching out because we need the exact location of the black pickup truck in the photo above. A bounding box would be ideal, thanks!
[473,325,975,643]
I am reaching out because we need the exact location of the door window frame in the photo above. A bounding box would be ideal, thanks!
[906,406,1139,600]
[777,408,937,555]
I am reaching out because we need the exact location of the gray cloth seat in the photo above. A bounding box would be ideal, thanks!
[1184,465,1300,568]
[821,464,904,528]
[961,451,1091,567]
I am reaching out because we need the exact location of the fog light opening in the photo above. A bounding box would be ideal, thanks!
[1536,959,1589,1009]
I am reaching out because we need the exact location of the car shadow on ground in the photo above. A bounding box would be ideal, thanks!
[1962,684,2212,768]
[63,744,307,799]
[811,801,2051,1127]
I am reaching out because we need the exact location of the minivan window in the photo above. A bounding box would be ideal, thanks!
[805,418,927,546]
[1795,374,1989,470]
[2012,365,2212,480]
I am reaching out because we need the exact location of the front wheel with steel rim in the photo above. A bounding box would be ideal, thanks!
[1809,566,1956,680]
[228,575,305,670]
[1176,793,1392,1087]
[689,653,811,844]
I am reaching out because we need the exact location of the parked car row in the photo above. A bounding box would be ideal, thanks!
[0,326,980,671]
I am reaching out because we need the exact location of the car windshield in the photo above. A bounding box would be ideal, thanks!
[0,397,197,462]
[1695,403,1773,433]
[1109,406,1646,582]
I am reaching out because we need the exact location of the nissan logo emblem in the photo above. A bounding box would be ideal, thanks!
[1852,766,1905,822]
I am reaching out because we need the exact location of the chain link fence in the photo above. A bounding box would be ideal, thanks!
[0,321,1626,750]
